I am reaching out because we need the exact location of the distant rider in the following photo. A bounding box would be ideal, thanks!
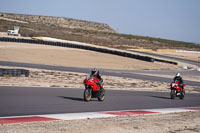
[173,73,184,90]
[91,68,103,89]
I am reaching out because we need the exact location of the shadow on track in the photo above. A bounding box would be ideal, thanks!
[58,96,84,102]
[58,96,99,102]
[146,95,171,100]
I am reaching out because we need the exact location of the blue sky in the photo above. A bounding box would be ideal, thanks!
[0,0,200,44]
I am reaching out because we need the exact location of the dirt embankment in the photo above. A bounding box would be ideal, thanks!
[0,13,115,33]
[0,13,200,50]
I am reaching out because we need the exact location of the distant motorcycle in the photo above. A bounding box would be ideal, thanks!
[170,80,186,99]
[83,75,105,102]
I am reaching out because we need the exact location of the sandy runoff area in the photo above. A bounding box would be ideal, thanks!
[0,42,181,70]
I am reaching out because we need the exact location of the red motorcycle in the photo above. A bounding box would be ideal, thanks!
[170,80,186,99]
[83,75,105,102]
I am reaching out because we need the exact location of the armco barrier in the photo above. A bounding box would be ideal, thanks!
[0,37,177,64]
[0,68,29,77]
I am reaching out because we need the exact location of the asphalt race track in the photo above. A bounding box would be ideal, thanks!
[1,86,200,117]
[0,61,200,117]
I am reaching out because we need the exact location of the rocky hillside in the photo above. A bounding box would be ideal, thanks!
[0,13,115,33]
[0,13,200,50]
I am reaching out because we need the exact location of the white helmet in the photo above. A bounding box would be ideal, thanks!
[176,72,180,77]
[91,68,99,75]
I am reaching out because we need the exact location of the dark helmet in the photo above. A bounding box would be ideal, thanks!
[91,68,99,75]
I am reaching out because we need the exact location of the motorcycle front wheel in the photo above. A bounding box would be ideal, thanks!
[170,89,176,99]
[179,89,185,100]
[84,89,91,102]
[98,89,105,101]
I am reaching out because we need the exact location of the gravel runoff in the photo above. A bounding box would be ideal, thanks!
[0,65,200,93]
[0,111,200,133]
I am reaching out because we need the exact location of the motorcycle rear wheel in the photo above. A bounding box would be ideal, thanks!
[84,89,91,102]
